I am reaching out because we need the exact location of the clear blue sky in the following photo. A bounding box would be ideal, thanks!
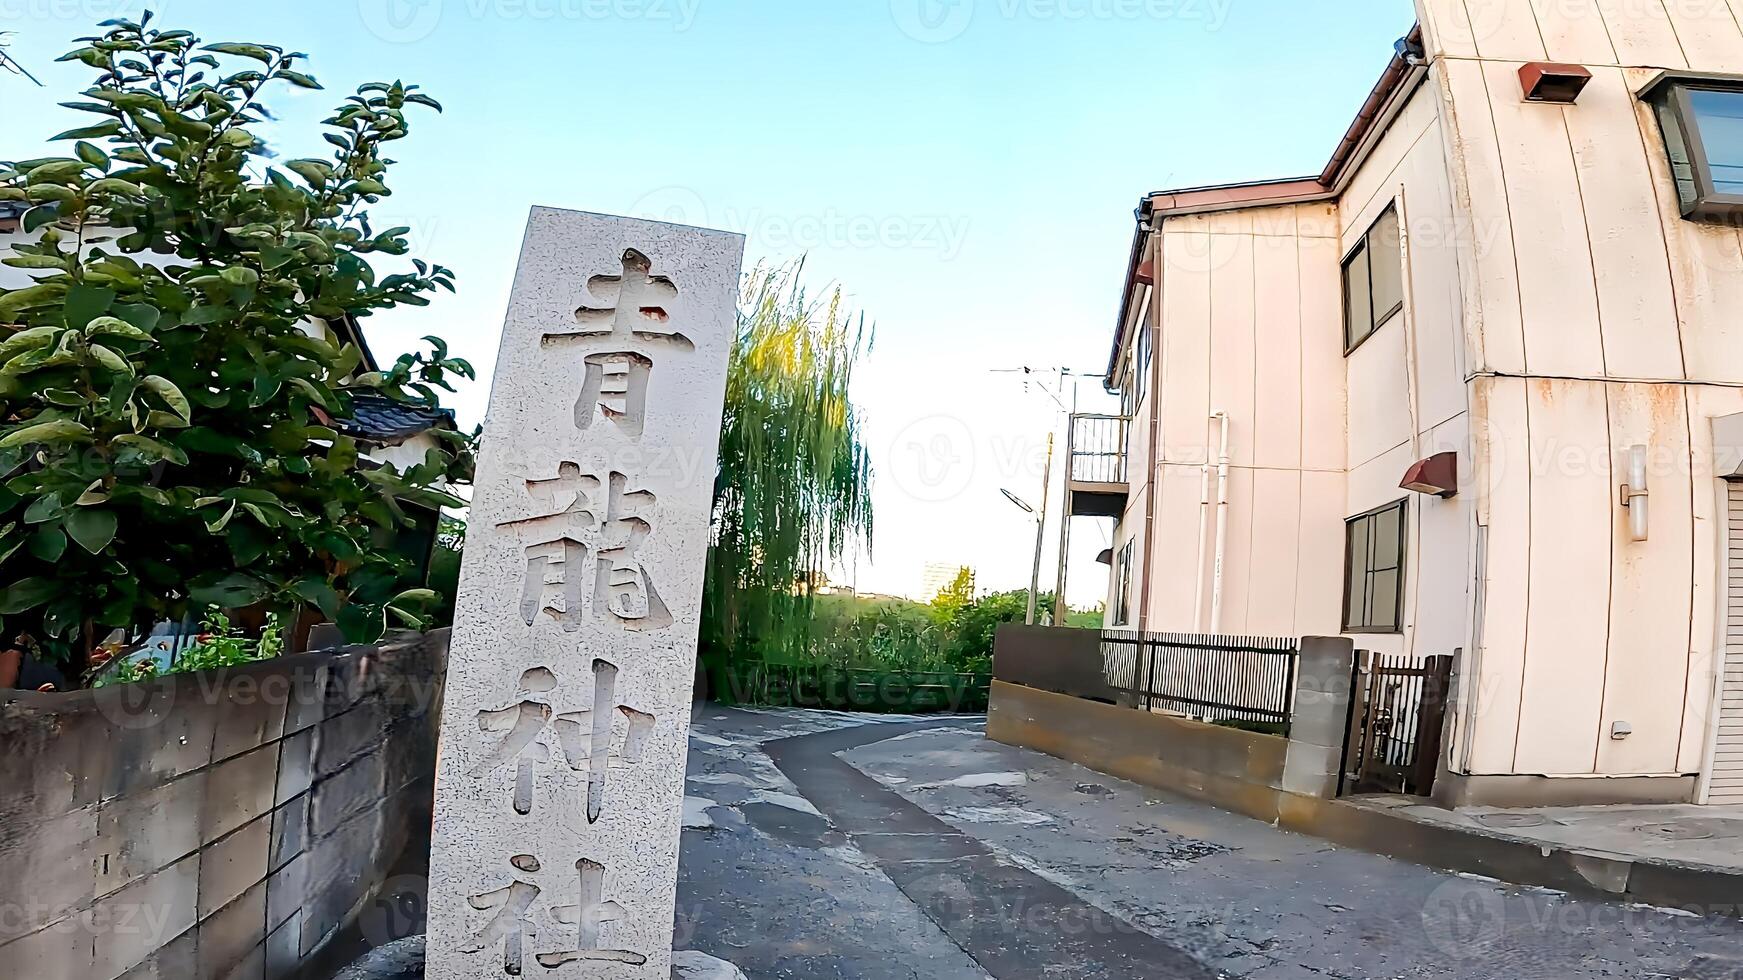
[3,0,1417,605]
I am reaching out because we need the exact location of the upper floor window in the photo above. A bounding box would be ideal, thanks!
[1131,323,1151,411]
[1642,73,1743,220]
[1113,539,1135,626]
[1341,205,1403,353]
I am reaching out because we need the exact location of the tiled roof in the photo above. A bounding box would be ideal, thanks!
[332,389,454,443]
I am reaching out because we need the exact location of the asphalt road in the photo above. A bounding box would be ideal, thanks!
[675,708,1743,980]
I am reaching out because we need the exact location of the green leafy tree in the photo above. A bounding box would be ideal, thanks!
[701,262,874,673]
[928,566,974,622]
[0,13,473,675]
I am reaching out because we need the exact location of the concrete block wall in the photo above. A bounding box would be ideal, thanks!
[0,629,448,980]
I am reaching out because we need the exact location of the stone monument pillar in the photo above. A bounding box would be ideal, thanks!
[425,207,744,979]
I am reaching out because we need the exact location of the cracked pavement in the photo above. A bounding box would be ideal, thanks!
[675,708,1743,980]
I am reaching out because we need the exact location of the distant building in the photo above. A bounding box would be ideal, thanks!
[920,562,974,602]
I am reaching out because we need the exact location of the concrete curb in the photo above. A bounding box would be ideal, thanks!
[988,681,1743,916]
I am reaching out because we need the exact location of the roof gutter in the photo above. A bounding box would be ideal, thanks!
[1103,24,1427,387]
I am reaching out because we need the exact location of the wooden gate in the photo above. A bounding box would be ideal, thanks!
[1339,653,1454,797]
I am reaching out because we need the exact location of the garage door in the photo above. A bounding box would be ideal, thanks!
[1713,484,1743,803]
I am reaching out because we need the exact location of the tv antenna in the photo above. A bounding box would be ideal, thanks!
[1,33,44,87]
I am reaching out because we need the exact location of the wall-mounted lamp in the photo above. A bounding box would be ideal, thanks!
[1400,451,1459,498]
[1519,62,1593,104]
[1620,444,1649,542]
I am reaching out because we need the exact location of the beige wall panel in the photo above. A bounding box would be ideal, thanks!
[1410,414,1475,660]
[1441,59,1527,375]
[1347,323,1413,471]
[1217,466,1259,634]
[1418,0,1482,59]
[1128,371,1155,500]
[1597,0,1689,66]
[1469,376,1530,772]
[1249,204,1299,239]
[1464,0,1551,62]
[1295,202,1339,240]
[1245,468,1305,635]
[1568,68,1686,381]
[1599,383,1695,774]
[1529,0,1620,64]
[1160,230,1215,465]
[1152,462,1210,631]
[1399,139,1472,431]
[1516,379,1613,775]
[1485,61,1607,377]
[1209,234,1258,467]
[1253,234,1304,471]
[1297,469,1350,637]
[1340,88,1438,245]
[1348,440,1416,518]
[1299,237,1349,472]
[1664,0,1743,72]
[1629,72,1743,385]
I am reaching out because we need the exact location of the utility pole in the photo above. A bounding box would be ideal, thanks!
[1052,385,1077,626]
[1026,433,1053,626]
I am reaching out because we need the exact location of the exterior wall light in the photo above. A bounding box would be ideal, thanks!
[1520,62,1593,104]
[1400,451,1458,498]
[1620,445,1650,542]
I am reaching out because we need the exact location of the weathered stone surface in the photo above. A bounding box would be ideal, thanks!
[425,208,743,979]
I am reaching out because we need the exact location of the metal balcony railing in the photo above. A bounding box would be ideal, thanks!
[1068,413,1128,485]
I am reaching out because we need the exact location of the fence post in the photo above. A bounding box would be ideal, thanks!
[1280,636,1359,800]
[1411,654,1455,796]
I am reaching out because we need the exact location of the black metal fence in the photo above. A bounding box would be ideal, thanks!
[1100,631,1300,732]
[1069,413,1129,484]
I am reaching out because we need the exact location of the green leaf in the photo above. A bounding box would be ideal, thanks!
[65,508,117,554]
[226,523,269,566]
[2,255,71,271]
[26,160,88,184]
[181,304,236,326]
[110,303,162,333]
[50,122,124,141]
[140,375,191,423]
[0,283,66,318]
[86,178,145,197]
[0,577,58,615]
[23,494,62,525]
[86,316,155,343]
[279,70,322,90]
[187,572,268,608]
[27,527,67,562]
[22,204,61,234]
[113,434,189,466]
[0,325,63,362]
[88,344,135,378]
[74,141,111,171]
[293,577,342,619]
[63,283,117,329]
[285,159,330,187]
[202,42,276,62]
[0,419,93,449]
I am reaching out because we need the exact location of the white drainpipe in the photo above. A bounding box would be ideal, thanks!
[1209,412,1231,634]
[1192,437,1214,630]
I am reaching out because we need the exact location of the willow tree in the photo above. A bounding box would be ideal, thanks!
[701,263,873,673]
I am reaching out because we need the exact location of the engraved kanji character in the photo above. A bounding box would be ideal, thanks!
[535,858,646,969]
